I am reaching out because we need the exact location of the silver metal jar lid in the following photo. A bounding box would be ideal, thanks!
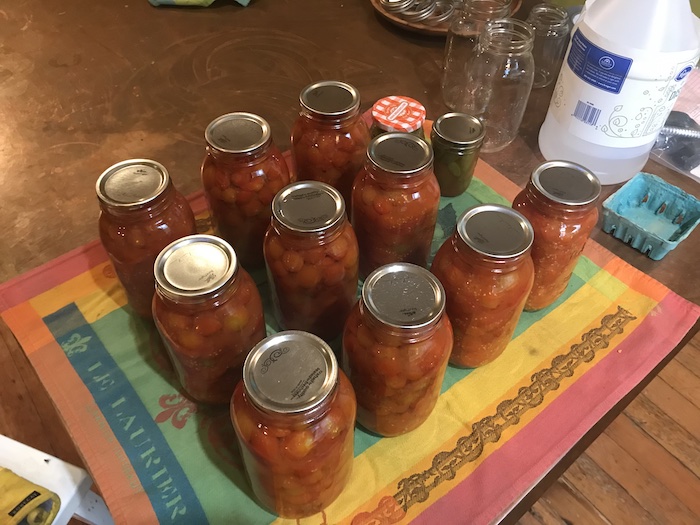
[432,113,485,151]
[96,159,169,210]
[456,204,534,259]
[204,112,271,155]
[531,160,601,207]
[362,262,445,330]
[367,133,434,175]
[154,234,239,303]
[243,330,338,415]
[271,181,345,234]
[299,80,360,118]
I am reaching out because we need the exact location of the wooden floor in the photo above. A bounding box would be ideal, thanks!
[1,318,698,524]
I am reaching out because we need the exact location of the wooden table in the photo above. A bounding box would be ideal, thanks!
[1,0,698,522]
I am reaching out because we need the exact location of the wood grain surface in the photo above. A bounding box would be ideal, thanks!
[0,1,698,524]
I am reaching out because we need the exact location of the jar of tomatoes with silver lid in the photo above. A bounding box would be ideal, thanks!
[263,181,359,342]
[342,262,453,437]
[513,160,601,311]
[370,95,426,139]
[231,330,356,519]
[351,132,440,279]
[153,234,266,404]
[431,204,535,368]
[96,159,197,318]
[431,112,485,197]
[201,112,293,270]
[291,80,370,209]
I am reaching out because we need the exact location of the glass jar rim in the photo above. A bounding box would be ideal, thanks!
[480,18,535,54]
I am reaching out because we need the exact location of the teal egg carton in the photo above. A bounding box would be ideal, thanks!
[601,173,700,260]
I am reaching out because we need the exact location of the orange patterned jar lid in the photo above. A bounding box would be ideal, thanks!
[371,95,426,133]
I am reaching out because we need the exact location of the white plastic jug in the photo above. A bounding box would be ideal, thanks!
[538,0,700,185]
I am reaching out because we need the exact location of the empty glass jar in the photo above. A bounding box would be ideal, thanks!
[459,18,535,153]
[526,3,571,89]
[441,0,512,110]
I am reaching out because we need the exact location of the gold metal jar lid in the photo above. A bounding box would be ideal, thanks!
[154,234,239,303]
[456,204,534,259]
[243,330,338,415]
[363,262,445,330]
[96,159,169,210]
[431,113,485,152]
[299,80,361,119]
[367,132,434,175]
[531,160,601,207]
[204,112,271,155]
[271,181,345,234]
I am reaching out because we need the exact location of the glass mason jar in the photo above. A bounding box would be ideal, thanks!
[512,161,600,311]
[290,81,371,209]
[351,133,440,279]
[201,112,293,270]
[263,181,359,341]
[369,95,426,140]
[525,3,571,89]
[96,159,197,318]
[441,0,512,110]
[342,263,453,437]
[152,235,266,404]
[431,204,534,367]
[231,331,356,519]
[460,18,535,153]
[431,112,485,197]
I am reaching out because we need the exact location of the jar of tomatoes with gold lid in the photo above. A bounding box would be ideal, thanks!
[201,112,293,270]
[291,80,370,208]
[370,95,427,139]
[231,330,356,518]
[431,204,535,368]
[263,181,359,342]
[342,262,452,437]
[513,160,601,311]
[351,132,440,279]
[96,159,197,318]
[152,234,266,404]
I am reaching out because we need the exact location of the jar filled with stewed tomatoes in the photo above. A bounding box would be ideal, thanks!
[342,262,453,437]
[512,161,600,311]
[152,234,266,404]
[96,159,197,318]
[431,204,535,368]
[369,95,426,140]
[351,133,440,279]
[263,181,359,342]
[231,330,356,519]
[290,80,370,208]
[201,112,293,270]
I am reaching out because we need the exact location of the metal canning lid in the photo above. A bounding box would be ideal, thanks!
[272,181,345,234]
[379,0,414,13]
[243,330,338,415]
[367,133,433,175]
[372,95,426,133]
[532,160,601,206]
[154,234,238,302]
[205,112,271,155]
[363,262,445,330]
[431,113,485,150]
[96,159,169,209]
[299,81,360,118]
[456,204,534,259]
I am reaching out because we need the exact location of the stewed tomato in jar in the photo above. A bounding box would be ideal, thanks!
[96,159,197,318]
[153,235,266,404]
[351,133,440,279]
[201,112,293,270]
[431,205,535,368]
[231,331,356,519]
[513,161,600,311]
[291,81,370,208]
[342,263,452,436]
[263,181,359,341]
